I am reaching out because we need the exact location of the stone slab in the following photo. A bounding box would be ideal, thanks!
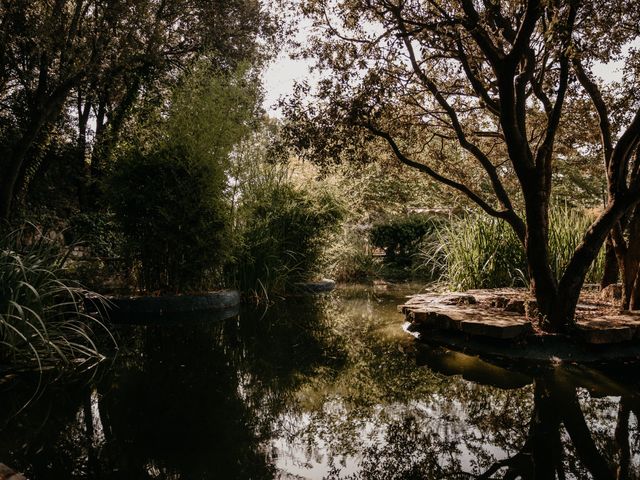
[400,290,640,345]
[293,279,336,293]
[107,290,241,314]
[460,318,533,339]
[576,316,639,344]
[403,301,532,339]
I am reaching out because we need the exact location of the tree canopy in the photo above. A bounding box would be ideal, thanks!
[0,0,281,217]
[284,0,640,329]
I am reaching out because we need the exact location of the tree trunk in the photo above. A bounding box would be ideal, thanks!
[615,206,640,310]
[558,384,615,480]
[548,197,639,328]
[615,397,631,480]
[0,122,44,219]
[600,235,619,288]
[0,80,76,218]
[521,179,561,329]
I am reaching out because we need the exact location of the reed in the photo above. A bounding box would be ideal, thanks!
[0,225,115,371]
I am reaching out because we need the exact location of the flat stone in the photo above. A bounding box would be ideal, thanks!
[407,309,452,329]
[409,303,531,339]
[577,326,635,344]
[576,303,599,311]
[489,296,510,308]
[438,293,477,305]
[294,279,336,293]
[576,316,639,344]
[106,290,241,314]
[601,283,622,301]
[401,290,640,345]
[461,317,533,339]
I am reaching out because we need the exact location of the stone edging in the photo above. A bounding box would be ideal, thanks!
[106,289,241,314]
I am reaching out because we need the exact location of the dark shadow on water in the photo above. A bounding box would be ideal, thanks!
[1,285,639,479]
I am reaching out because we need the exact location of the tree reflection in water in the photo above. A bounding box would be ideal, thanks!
[0,286,639,479]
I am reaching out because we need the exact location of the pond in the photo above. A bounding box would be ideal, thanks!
[1,285,639,479]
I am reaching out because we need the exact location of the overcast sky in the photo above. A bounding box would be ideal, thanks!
[262,21,637,118]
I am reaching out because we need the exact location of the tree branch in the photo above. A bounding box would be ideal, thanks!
[392,12,517,216]
[572,59,613,167]
[508,0,542,65]
[455,35,500,116]
[362,121,525,239]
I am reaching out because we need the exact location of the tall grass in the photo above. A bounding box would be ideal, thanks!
[425,206,605,290]
[548,206,604,284]
[0,225,115,371]
[426,215,527,290]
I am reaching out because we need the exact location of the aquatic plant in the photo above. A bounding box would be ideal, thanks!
[0,225,115,371]
[232,181,343,299]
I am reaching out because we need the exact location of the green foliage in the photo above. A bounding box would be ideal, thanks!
[111,145,230,293]
[548,205,604,284]
[229,140,343,298]
[428,207,605,290]
[110,66,257,293]
[314,160,459,282]
[0,0,279,217]
[428,215,527,290]
[370,214,441,266]
[234,182,343,297]
[162,63,259,163]
[66,211,122,258]
[323,227,382,282]
[0,225,114,370]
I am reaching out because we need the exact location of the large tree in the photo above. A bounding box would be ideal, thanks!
[285,0,640,330]
[0,0,280,217]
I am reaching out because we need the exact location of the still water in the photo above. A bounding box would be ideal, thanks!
[1,285,639,479]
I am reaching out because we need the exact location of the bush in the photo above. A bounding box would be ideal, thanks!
[370,213,441,266]
[233,182,343,298]
[548,205,604,284]
[428,215,527,290]
[0,225,114,370]
[109,65,255,293]
[110,145,230,293]
[65,211,122,258]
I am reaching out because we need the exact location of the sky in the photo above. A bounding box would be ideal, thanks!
[261,16,316,118]
[261,20,638,118]
[262,48,313,117]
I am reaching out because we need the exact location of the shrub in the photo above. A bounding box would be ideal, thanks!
[233,182,343,298]
[65,211,122,258]
[323,226,381,282]
[548,205,604,284]
[109,65,255,293]
[370,213,441,266]
[428,215,527,290]
[0,225,114,370]
[110,145,230,293]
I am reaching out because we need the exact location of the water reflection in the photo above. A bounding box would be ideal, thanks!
[1,286,639,479]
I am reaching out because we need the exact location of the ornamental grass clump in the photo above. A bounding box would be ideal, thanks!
[427,206,604,290]
[429,214,527,290]
[0,226,114,371]
[548,205,604,284]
